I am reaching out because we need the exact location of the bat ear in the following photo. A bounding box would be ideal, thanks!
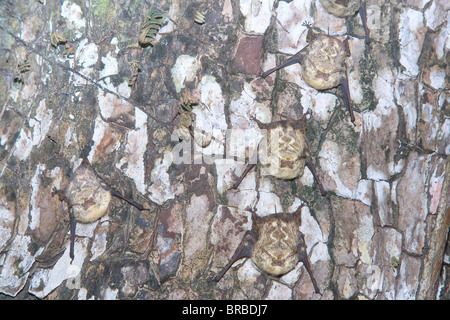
[80,146,91,162]
[251,116,268,130]
[295,112,309,132]
[251,210,261,231]
[305,23,316,43]
[244,206,261,232]
[292,203,303,225]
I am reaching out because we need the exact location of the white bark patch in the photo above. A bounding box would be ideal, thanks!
[311,92,337,125]
[71,39,98,86]
[314,0,347,35]
[20,17,38,43]
[29,238,89,299]
[240,0,275,34]
[180,195,213,280]
[148,150,184,204]
[223,0,234,22]
[399,8,425,77]
[88,116,120,164]
[299,205,328,253]
[75,39,98,69]
[434,20,449,59]
[220,83,270,196]
[237,259,260,282]
[0,205,14,252]
[97,81,133,119]
[275,0,312,54]
[255,190,282,217]
[13,99,53,161]
[319,139,362,200]
[61,0,86,37]
[99,52,119,79]
[397,154,430,254]
[373,68,395,101]
[116,108,148,195]
[266,281,292,300]
[171,55,198,93]
[374,180,391,226]
[29,163,46,231]
[428,65,446,90]
[192,75,228,157]
[0,235,40,296]
[397,255,421,300]
[354,215,374,264]
[229,83,271,159]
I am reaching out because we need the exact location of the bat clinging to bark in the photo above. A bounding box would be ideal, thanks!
[229,113,326,196]
[214,206,320,293]
[262,23,355,123]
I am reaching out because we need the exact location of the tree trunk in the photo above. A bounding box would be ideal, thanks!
[0,0,448,300]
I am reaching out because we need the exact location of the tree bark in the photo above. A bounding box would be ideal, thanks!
[0,0,448,300]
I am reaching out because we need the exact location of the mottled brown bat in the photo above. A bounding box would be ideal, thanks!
[319,0,370,45]
[55,157,151,261]
[214,207,320,294]
[262,23,355,123]
[229,113,326,196]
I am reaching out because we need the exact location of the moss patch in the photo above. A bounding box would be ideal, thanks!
[92,0,116,22]
[359,46,377,111]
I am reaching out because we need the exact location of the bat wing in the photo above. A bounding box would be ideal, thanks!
[214,230,257,282]
[297,233,320,293]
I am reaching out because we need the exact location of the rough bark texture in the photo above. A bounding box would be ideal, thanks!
[0,0,449,300]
